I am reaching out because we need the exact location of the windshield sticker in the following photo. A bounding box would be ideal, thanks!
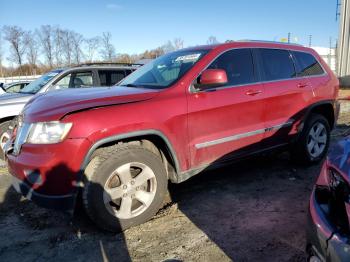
[175,53,201,62]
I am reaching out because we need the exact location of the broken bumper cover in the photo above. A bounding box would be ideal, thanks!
[307,188,350,261]
[6,138,91,211]
[11,175,76,211]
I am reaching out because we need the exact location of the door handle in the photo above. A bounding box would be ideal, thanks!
[297,83,308,88]
[246,90,262,96]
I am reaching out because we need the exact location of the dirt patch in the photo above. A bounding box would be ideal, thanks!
[0,148,323,262]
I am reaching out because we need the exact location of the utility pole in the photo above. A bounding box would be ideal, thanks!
[338,0,350,76]
[308,35,312,47]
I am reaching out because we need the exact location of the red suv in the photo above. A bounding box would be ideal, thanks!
[4,41,339,232]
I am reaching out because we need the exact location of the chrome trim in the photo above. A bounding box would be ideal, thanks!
[195,121,294,149]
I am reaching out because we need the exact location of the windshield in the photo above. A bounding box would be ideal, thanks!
[19,70,62,94]
[119,49,209,89]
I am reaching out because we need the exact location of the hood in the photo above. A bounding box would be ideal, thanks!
[0,92,33,105]
[24,86,159,122]
[328,137,350,179]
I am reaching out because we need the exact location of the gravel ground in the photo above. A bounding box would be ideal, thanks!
[0,150,322,262]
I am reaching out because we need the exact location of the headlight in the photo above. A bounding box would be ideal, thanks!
[27,122,72,144]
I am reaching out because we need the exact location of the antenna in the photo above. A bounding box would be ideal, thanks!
[308,35,312,47]
[336,0,341,21]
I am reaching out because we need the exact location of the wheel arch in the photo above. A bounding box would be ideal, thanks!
[304,100,336,130]
[81,130,181,182]
[0,115,16,125]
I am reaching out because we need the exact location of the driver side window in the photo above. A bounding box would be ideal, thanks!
[207,48,255,86]
[54,74,72,89]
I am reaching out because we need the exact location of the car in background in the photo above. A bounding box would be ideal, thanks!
[0,63,141,160]
[307,137,350,261]
[0,81,32,94]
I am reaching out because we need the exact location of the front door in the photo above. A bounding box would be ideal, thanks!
[187,48,266,168]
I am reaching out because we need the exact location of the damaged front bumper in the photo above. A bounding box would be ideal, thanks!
[307,183,350,261]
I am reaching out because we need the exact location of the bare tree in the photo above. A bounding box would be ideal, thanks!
[53,27,64,66]
[173,38,184,50]
[85,37,100,62]
[161,41,175,54]
[37,25,55,68]
[2,25,28,68]
[71,32,84,64]
[100,32,116,61]
[207,36,219,45]
[26,31,39,74]
[61,29,73,65]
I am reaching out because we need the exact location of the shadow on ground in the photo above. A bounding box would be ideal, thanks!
[0,149,322,262]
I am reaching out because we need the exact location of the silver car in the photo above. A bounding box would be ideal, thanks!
[0,64,139,159]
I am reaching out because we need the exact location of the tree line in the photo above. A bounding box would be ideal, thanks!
[0,24,220,77]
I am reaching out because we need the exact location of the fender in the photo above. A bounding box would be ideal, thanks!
[80,129,181,174]
[301,100,337,130]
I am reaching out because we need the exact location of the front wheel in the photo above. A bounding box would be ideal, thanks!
[83,144,168,232]
[0,121,11,161]
[291,113,330,164]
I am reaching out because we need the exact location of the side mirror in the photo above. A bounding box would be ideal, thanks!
[196,69,228,90]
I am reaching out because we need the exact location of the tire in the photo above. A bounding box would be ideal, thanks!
[291,113,330,164]
[83,143,168,232]
[0,120,11,161]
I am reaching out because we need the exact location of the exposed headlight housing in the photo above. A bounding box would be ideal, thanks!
[27,122,72,144]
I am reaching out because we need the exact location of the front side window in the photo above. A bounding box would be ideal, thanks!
[52,71,93,89]
[207,48,255,86]
[292,51,324,77]
[119,49,209,89]
[259,49,296,81]
[54,74,72,89]
[73,72,93,87]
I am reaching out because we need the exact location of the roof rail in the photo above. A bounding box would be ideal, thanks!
[235,39,304,46]
[77,62,144,67]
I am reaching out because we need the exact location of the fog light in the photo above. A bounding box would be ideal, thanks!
[24,169,43,185]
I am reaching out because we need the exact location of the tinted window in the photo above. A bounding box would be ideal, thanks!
[292,51,324,77]
[259,49,296,81]
[208,49,255,86]
[99,70,126,86]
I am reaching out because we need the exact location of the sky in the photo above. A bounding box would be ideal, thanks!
[0,0,340,63]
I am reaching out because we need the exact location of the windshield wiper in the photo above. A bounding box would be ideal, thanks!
[120,83,144,88]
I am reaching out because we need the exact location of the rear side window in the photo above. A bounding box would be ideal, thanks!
[99,70,126,86]
[208,48,255,86]
[259,49,296,81]
[292,51,324,77]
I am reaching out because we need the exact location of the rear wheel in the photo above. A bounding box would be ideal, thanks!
[83,144,168,232]
[0,121,11,160]
[291,114,330,164]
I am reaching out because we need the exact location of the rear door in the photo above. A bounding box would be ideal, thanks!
[256,48,313,147]
[291,50,327,97]
[187,48,266,168]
